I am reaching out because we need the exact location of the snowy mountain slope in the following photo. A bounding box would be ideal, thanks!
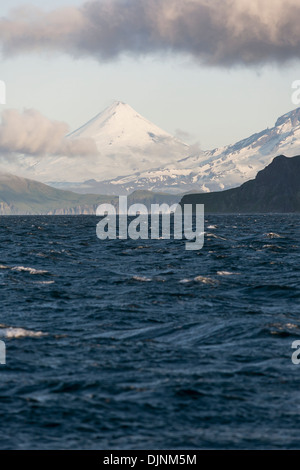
[1,101,190,184]
[2,102,300,195]
[69,101,187,157]
[74,107,300,195]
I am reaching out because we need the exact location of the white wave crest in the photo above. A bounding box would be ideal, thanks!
[0,327,47,339]
[11,266,49,275]
[264,232,282,239]
[194,275,217,285]
[217,271,241,276]
[132,275,152,282]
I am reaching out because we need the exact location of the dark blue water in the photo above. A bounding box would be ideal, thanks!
[0,214,299,449]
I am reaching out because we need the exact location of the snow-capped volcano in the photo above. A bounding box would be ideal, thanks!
[2,101,190,184]
[81,106,300,195]
[69,101,188,158]
[3,102,300,195]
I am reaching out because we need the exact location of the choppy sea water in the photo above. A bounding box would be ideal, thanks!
[0,214,300,449]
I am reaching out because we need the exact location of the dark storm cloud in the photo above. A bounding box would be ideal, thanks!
[0,0,300,66]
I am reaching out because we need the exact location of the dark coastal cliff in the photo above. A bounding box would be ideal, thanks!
[180,155,300,213]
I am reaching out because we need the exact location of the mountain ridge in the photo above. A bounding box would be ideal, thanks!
[0,172,108,215]
[2,103,300,197]
[180,154,300,213]
[0,171,182,215]
[1,155,300,214]
[91,107,300,195]
[50,106,300,195]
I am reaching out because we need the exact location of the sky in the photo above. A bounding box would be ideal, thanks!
[0,0,300,151]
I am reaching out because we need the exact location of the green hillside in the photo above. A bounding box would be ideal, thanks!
[0,173,115,214]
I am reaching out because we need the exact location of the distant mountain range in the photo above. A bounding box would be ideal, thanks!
[0,172,181,215]
[181,155,300,213]
[93,107,300,195]
[2,102,300,196]
[51,105,300,195]
[0,155,299,214]
[1,101,300,210]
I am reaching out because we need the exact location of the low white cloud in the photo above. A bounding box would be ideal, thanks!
[0,108,98,157]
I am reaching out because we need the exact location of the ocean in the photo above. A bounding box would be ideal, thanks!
[0,214,299,449]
